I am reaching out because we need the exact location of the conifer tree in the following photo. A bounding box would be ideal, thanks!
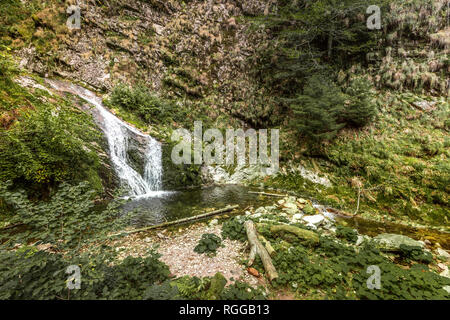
[291,75,346,143]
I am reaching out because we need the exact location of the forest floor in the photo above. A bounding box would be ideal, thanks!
[103,195,450,299]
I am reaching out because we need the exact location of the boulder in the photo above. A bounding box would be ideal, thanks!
[282,202,299,215]
[374,233,425,251]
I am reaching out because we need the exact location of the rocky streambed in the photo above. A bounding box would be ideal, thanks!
[108,193,450,299]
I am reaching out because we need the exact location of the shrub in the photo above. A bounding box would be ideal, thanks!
[0,73,102,194]
[0,181,126,249]
[0,247,171,300]
[342,77,377,127]
[335,225,358,243]
[194,233,222,255]
[222,217,247,242]
[108,83,177,124]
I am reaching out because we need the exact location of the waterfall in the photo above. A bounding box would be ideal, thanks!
[46,80,163,196]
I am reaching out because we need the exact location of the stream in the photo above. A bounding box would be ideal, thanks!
[48,80,449,249]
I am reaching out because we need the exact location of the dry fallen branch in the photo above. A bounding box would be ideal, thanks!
[109,205,239,237]
[248,191,287,197]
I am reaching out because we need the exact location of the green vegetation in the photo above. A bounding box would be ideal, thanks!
[221,217,247,242]
[0,248,171,300]
[0,50,106,197]
[144,273,266,300]
[107,83,182,126]
[194,233,223,255]
[254,220,450,299]
[336,225,359,243]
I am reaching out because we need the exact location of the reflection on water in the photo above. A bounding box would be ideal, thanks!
[120,185,450,250]
[121,185,268,227]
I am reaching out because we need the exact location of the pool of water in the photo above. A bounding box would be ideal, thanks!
[336,215,450,250]
[121,185,272,227]
[120,185,450,250]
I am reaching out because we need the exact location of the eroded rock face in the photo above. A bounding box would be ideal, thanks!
[17,0,274,125]
[200,165,269,185]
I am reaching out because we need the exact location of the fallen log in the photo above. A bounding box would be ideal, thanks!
[110,205,239,237]
[244,220,278,281]
[270,225,319,244]
[258,235,276,257]
[249,191,287,197]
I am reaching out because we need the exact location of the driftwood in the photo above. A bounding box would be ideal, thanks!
[244,220,278,281]
[258,235,276,257]
[110,205,239,237]
[248,191,287,197]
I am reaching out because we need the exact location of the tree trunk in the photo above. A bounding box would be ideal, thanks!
[244,220,278,281]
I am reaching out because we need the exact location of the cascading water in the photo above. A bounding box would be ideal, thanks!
[46,80,163,197]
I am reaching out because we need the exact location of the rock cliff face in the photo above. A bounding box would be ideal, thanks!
[18,0,275,126]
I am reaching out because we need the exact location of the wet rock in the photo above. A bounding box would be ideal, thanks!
[282,202,298,215]
[302,215,325,227]
[374,233,425,252]
[322,210,336,221]
[436,248,450,260]
[291,213,304,223]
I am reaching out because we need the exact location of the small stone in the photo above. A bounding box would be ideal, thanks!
[437,263,448,271]
[152,23,164,35]
[209,219,218,226]
[355,235,365,246]
[440,268,450,279]
[424,239,432,245]
[443,286,450,294]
